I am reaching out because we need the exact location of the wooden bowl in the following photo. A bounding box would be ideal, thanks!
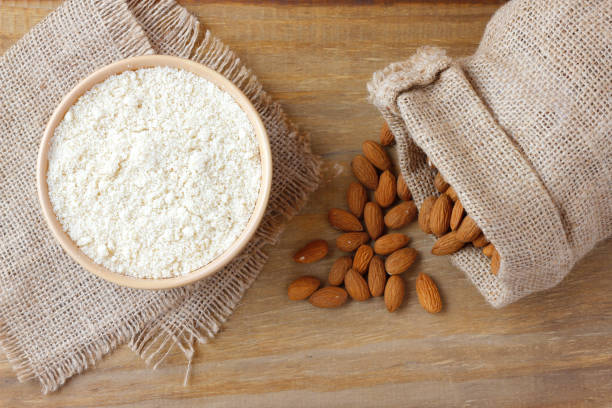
[36,55,272,289]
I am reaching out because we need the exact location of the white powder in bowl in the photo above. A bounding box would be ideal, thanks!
[47,67,262,279]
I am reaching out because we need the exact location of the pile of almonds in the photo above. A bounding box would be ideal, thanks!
[288,123,442,314]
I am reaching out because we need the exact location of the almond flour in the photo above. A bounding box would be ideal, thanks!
[47,67,261,278]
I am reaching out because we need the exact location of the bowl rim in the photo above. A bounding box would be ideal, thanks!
[36,55,272,290]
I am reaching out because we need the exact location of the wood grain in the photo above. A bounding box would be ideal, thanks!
[1,1,611,407]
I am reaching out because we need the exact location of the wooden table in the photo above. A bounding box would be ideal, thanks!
[1,1,611,407]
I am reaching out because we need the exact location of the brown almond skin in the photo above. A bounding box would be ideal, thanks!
[329,256,352,286]
[293,240,329,263]
[364,202,384,240]
[416,273,442,313]
[456,215,482,243]
[429,193,453,236]
[431,231,465,255]
[450,200,464,231]
[362,140,391,171]
[288,276,321,300]
[380,122,395,146]
[336,232,370,252]
[491,249,501,275]
[445,185,458,201]
[347,182,367,218]
[351,155,378,190]
[397,174,412,201]
[384,201,417,230]
[345,269,371,301]
[374,170,396,208]
[328,208,363,232]
[384,275,405,312]
[353,245,374,274]
[418,196,437,234]
[309,286,348,308]
[374,233,411,255]
[368,256,386,297]
[472,233,489,248]
[385,247,417,275]
[483,243,496,258]
[434,172,449,193]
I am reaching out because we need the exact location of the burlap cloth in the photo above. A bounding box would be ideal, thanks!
[369,0,611,307]
[0,0,320,393]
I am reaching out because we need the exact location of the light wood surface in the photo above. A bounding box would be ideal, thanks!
[1,1,611,407]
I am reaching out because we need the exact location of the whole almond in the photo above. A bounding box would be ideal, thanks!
[288,276,321,300]
[483,243,496,258]
[418,196,437,234]
[347,182,367,218]
[450,200,464,231]
[431,231,465,255]
[328,208,363,232]
[491,249,501,275]
[336,232,370,252]
[309,286,348,308]
[374,170,396,208]
[416,273,442,313]
[472,233,489,248]
[353,245,374,274]
[384,275,405,312]
[429,193,453,236]
[445,185,458,201]
[427,157,436,170]
[367,256,386,297]
[374,233,410,255]
[384,200,417,229]
[385,247,417,275]
[351,155,378,190]
[434,172,449,193]
[294,239,328,263]
[362,140,391,170]
[380,122,395,146]
[364,202,384,240]
[456,215,482,243]
[345,269,371,301]
[329,256,352,286]
[397,174,412,201]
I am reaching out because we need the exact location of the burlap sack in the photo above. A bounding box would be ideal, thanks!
[0,0,320,393]
[369,0,611,307]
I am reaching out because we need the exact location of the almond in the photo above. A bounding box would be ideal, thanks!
[351,155,378,190]
[418,196,436,234]
[293,239,328,263]
[374,233,410,255]
[427,157,436,170]
[483,243,496,258]
[385,247,417,275]
[415,273,442,313]
[336,232,370,252]
[329,256,352,286]
[328,208,363,232]
[384,200,417,229]
[347,182,367,218]
[433,172,449,193]
[367,256,386,297]
[490,249,500,275]
[384,275,405,312]
[309,286,348,308]
[353,244,374,274]
[345,269,371,301]
[472,233,489,248]
[397,174,412,201]
[456,215,482,243]
[364,202,384,240]
[374,170,396,208]
[380,122,395,146]
[362,140,391,170]
[431,231,465,255]
[288,276,321,300]
[445,185,458,201]
[429,193,453,236]
[450,200,464,231]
